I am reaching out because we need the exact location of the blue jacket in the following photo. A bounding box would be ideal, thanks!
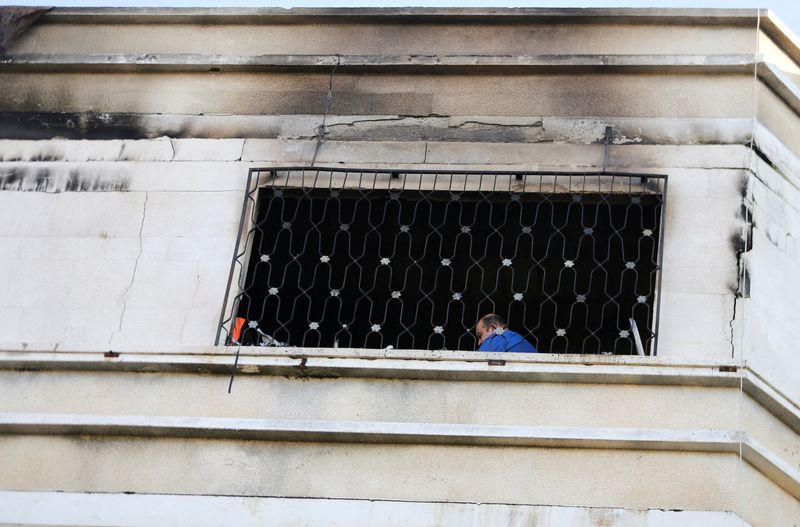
[478,329,537,353]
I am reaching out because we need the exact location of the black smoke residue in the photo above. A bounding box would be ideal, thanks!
[0,167,130,192]
[0,112,158,140]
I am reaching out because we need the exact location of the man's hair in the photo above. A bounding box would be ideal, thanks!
[480,313,506,329]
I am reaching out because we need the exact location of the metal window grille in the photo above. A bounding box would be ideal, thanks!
[216,167,667,355]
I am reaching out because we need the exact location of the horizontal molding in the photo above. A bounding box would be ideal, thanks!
[1,349,797,433]
[0,53,758,73]
[0,348,743,380]
[2,54,798,126]
[0,491,750,527]
[1,412,797,500]
[37,7,764,25]
[758,61,800,118]
[0,114,754,143]
[0,413,742,449]
[743,436,800,502]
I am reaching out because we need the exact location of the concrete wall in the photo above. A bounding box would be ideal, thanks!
[2,8,800,526]
[0,492,751,527]
[0,141,744,359]
[0,355,797,526]
[0,157,241,352]
[738,131,800,403]
[10,20,757,56]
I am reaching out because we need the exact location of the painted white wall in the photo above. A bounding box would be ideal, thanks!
[0,141,746,359]
[0,491,750,527]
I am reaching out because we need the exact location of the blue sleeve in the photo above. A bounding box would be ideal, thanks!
[479,332,537,353]
[478,334,503,352]
[509,339,537,353]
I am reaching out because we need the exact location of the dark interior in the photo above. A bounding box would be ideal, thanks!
[234,185,662,354]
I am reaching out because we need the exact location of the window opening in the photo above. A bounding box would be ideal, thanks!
[217,168,667,355]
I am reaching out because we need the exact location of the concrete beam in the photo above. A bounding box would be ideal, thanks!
[0,114,753,143]
[3,55,798,126]
[0,491,751,527]
[2,350,797,435]
[0,53,758,73]
[0,412,744,449]
[35,7,764,26]
[1,412,798,500]
[0,348,744,380]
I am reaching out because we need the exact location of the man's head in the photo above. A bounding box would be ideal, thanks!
[476,313,507,346]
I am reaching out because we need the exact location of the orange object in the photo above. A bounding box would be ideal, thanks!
[232,317,246,343]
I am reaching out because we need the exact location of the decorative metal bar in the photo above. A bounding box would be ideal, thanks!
[216,167,667,355]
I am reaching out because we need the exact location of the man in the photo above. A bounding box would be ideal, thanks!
[475,313,537,353]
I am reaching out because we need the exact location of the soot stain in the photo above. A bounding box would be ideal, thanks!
[0,112,168,140]
[0,167,130,193]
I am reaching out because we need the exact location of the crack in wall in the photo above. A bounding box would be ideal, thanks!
[730,271,740,360]
[326,116,412,129]
[107,191,148,350]
[447,120,544,129]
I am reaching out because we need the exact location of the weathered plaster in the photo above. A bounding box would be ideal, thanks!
[0,491,751,527]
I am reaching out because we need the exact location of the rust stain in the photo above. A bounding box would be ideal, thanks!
[0,7,52,54]
[295,357,309,375]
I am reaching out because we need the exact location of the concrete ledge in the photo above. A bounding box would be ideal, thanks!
[0,413,743,449]
[3,349,797,436]
[0,113,754,143]
[36,7,763,25]
[0,347,743,377]
[0,141,753,169]
[758,61,800,118]
[1,412,797,500]
[0,53,758,73]
[743,436,800,502]
[0,491,751,527]
[4,55,798,131]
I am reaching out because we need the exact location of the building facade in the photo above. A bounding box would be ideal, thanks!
[0,7,799,526]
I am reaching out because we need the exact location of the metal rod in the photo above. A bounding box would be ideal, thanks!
[253,166,666,179]
[214,167,255,346]
[227,343,242,393]
[218,166,668,356]
[651,175,668,357]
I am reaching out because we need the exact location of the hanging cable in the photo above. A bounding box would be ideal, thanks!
[734,7,761,516]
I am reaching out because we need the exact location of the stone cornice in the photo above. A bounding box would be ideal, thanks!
[36,7,765,25]
[0,53,760,73]
[1,411,798,500]
[2,349,798,434]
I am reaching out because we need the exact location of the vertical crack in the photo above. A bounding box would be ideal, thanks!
[729,292,739,359]
[423,141,429,164]
[108,191,148,350]
[311,55,340,167]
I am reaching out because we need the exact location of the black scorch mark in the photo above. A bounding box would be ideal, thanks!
[0,167,130,192]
